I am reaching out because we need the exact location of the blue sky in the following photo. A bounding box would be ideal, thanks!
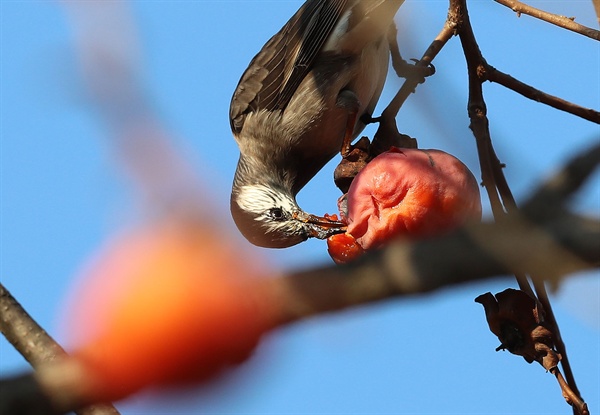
[1,1,599,414]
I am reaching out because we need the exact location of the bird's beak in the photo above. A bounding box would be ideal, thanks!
[293,211,346,239]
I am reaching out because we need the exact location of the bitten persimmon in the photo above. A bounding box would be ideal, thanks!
[328,147,481,263]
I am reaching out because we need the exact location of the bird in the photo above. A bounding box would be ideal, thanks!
[230,0,404,248]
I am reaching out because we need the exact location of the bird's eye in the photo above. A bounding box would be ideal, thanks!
[268,207,285,221]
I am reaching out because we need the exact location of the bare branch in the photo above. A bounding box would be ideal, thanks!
[487,67,600,124]
[448,0,593,412]
[0,284,121,415]
[0,285,66,367]
[494,0,600,40]
[554,368,591,415]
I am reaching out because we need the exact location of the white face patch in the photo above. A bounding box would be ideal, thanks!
[236,184,308,239]
[237,184,298,219]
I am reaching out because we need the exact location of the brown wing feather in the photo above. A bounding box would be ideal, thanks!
[229,0,348,135]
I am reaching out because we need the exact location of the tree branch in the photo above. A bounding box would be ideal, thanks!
[447,1,593,413]
[487,67,600,124]
[494,0,600,41]
[0,284,121,415]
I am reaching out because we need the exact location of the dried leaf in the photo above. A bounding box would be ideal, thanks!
[475,288,561,371]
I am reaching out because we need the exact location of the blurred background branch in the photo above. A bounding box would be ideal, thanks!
[1,138,598,414]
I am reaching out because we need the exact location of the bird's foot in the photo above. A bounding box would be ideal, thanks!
[392,58,436,84]
[359,113,381,126]
[336,90,361,158]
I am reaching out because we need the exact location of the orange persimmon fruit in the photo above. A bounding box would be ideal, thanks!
[328,147,481,263]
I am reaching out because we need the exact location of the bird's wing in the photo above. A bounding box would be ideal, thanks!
[337,0,403,51]
[229,0,348,135]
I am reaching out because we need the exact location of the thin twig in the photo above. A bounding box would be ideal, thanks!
[479,61,591,415]
[486,145,538,298]
[484,80,589,415]
[494,0,600,41]
[535,279,585,410]
[553,368,590,415]
[486,66,600,124]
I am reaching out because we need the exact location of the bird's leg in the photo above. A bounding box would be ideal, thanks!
[336,89,361,157]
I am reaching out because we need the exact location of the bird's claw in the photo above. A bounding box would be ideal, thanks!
[393,58,435,84]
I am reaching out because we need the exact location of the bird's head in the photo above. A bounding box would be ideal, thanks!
[231,184,345,248]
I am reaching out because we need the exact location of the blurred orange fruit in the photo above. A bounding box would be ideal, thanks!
[67,221,272,401]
